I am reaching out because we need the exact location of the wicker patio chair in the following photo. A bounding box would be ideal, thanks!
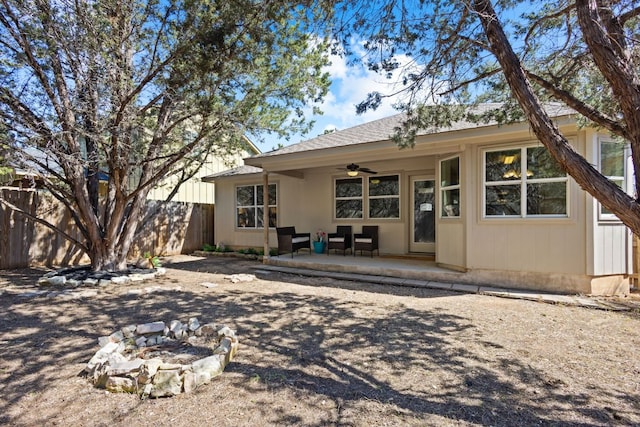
[276,226,311,258]
[353,225,379,257]
[327,225,352,256]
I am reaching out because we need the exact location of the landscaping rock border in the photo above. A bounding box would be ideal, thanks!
[85,318,238,398]
[37,266,167,288]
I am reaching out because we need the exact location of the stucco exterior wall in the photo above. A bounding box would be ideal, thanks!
[214,156,438,253]
[463,137,586,276]
[213,174,270,248]
[213,121,631,294]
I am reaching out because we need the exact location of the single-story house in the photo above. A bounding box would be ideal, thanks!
[205,103,633,295]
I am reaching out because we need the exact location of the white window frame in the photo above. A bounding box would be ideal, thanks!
[235,183,277,229]
[483,144,569,218]
[334,177,364,219]
[440,155,460,218]
[333,174,401,220]
[598,138,629,221]
[368,174,401,219]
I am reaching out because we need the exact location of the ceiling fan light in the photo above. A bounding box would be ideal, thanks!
[347,170,358,177]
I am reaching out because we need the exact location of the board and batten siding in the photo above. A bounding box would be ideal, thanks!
[585,129,633,276]
[591,223,630,275]
[147,150,250,204]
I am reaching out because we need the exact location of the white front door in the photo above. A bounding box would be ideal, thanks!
[410,177,436,253]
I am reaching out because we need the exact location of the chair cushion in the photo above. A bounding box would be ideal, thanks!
[292,236,309,244]
[354,237,373,243]
[328,237,345,242]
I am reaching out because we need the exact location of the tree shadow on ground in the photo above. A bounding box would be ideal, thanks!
[1,265,637,426]
[0,266,51,287]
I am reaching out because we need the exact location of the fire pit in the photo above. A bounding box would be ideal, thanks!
[84,318,238,398]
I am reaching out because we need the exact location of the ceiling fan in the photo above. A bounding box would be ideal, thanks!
[339,163,378,176]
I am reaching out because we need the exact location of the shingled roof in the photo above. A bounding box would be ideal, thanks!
[255,113,407,158]
[251,103,574,160]
[202,164,263,181]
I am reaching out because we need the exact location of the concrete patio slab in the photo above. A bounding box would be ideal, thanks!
[253,256,631,311]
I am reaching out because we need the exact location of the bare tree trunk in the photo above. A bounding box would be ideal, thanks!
[473,0,640,236]
[575,0,640,201]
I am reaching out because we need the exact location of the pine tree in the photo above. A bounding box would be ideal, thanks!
[0,0,331,270]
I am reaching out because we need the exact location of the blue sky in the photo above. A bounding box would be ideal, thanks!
[254,45,414,153]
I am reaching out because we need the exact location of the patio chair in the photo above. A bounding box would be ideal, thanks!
[276,226,311,258]
[327,225,352,256]
[353,225,379,257]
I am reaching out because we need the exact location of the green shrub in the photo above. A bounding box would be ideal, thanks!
[143,252,162,268]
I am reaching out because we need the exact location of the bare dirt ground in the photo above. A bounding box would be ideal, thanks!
[1,255,639,427]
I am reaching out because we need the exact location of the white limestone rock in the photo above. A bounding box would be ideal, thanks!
[217,326,236,339]
[188,317,200,331]
[109,330,125,343]
[47,276,66,286]
[150,369,182,397]
[106,376,137,394]
[108,358,145,376]
[66,279,81,287]
[182,371,197,393]
[121,325,136,338]
[200,282,218,288]
[169,320,183,336]
[191,355,224,379]
[98,336,111,348]
[136,321,165,335]
[224,273,256,283]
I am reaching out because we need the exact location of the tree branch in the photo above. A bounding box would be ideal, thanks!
[474,0,640,236]
[0,192,88,252]
[525,70,629,138]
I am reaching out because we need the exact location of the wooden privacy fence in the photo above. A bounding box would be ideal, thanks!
[0,188,214,269]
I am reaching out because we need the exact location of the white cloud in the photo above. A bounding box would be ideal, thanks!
[255,40,429,151]
[316,50,417,130]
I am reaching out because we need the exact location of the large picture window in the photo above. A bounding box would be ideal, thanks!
[599,139,627,219]
[484,146,567,217]
[236,184,277,228]
[440,156,460,217]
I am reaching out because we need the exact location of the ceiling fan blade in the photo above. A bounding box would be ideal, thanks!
[359,168,377,174]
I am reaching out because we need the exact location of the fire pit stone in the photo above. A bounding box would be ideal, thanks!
[84,318,238,398]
